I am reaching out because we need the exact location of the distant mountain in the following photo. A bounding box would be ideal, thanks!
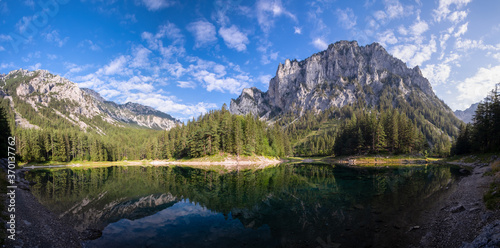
[454,102,478,124]
[0,69,179,132]
[230,40,462,143]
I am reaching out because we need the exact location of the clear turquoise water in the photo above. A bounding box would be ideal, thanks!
[26,163,464,248]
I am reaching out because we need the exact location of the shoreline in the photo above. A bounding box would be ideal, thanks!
[4,156,499,248]
[403,157,500,247]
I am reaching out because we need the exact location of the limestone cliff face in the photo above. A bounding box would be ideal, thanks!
[0,69,179,131]
[230,40,436,119]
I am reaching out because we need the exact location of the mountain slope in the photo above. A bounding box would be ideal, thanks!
[0,69,179,132]
[454,102,478,124]
[230,40,463,146]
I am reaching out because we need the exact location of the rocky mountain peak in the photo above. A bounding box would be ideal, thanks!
[231,40,437,119]
[81,88,106,103]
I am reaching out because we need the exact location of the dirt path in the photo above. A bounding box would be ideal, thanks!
[403,160,500,248]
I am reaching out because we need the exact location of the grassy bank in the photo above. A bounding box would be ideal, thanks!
[483,159,500,210]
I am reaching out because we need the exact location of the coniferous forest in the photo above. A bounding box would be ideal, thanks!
[2,88,466,163]
[4,82,498,163]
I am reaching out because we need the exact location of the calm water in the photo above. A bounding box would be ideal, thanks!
[25,164,464,248]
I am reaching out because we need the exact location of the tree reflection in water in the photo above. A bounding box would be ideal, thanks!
[26,163,462,248]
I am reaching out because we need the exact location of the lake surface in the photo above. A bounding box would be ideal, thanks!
[25,163,465,248]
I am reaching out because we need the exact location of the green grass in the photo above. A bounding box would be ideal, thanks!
[484,181,500,210]
[483,159,500,210]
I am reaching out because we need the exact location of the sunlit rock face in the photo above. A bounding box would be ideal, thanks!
[230,40,435,119]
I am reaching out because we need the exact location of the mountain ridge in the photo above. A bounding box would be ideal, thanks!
[454,102,478,124]
[0,69,179,132]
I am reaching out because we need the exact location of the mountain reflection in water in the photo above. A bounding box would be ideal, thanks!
[26,163,463,248]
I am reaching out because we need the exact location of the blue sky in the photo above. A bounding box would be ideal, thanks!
[1,0,499,120]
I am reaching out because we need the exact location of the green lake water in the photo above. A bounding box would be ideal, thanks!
[25,163,465,248]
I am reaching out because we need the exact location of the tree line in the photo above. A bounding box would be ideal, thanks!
[0,89,463,162]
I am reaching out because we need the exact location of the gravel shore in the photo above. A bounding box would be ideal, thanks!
[403,159,500,248]
[3,168,81,248]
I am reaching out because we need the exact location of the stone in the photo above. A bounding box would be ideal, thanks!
[451,205,466,213]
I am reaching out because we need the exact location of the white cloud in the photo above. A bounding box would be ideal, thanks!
[447,10,467,23]
[454,22,468,37]
[491,53,500,62]
[98,89,121,99]
[410,20,429,37]
[439,33,451,51]
[0,46,4,52]
[443,53,461,64]
[202,73,249,94]
[122,92,217,119]
[218,25,249,52]
[256,0,297,33]
[78,39,101,51]
[0,62,15,69]
[434,0,472,22]
[397,25,408,35]
[455,38,500,51]
[121,14,137,24]
[374,11,387,21]
[260,50,279,65]
[294,26,302,34]
[16,16,31,34]
[377,29,398,46]
[455,65,500,109]
[0,34,11,41]
[163,62,186,78]
[312,38,328,50]
[23,0,34,8]
[130,45,151,69]
[43,30,69,47]
[28,63,42,70]
[187,20,217,48]
[65,62,86,74]
[191,69,249,94]
[142,23,185,59]
[385,0,404,19]
[47,54,58,60]
[421,63,451,86]
[336,8,357,29]
[140,0,174,11]
[391,36,437,67]
[177,81,196,89]
[99,56,130,76]
[157,23,184,43]
[21,51,41,62]
[258,74,272,85]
